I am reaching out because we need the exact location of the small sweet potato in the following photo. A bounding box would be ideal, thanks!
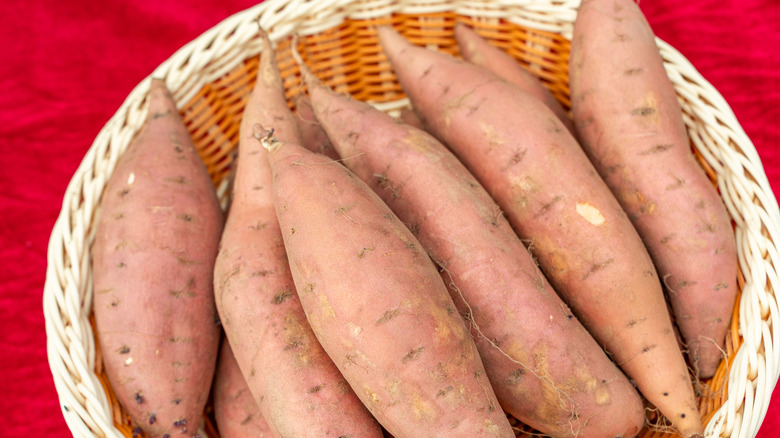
[569,0,737,380]
[213,30,382,437]
[213,340,272,437]
[262,132,514,437]
[378,26,702,436]
[299,65,644,437]
[454,23,575,135]
[92,78,223,437]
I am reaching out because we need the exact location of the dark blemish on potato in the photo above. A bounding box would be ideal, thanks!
[304,283,316,295]
[613,33,630,42]
[695,200,707,209]
[176,256,201,266]
[421,65,433,78]
[118,345,130,354]
[290,227,296,235]
[252,185,263,190]
[346,130,359,142]
[173,418,188,428]
[699,222,717,233]
[440,84,451,95]
[357,247,375,258]
[63,405,69,412]
[149,413,157,425]
[162,435,170,438]
[215,313,222,326]
[681,413,686,418]
[240,414,253,425]
[177,213,193,222]
[163,176,187,184]
[639,144,674,155]
[307,384,325,393]
[627,317,646,328]
[174,144,183,153]
[272,288,293,304]
[666,176,686,190]
[151,109,172,119]
[283,340,303,351]
[505,368,525,385]
[408,222,421,234]
[631,106,656,117]
[402,347,424,363]
[134,392,144,404]
[660,234,675,244]
[375,173,402,199]
[582,258,615,280]
[172,361,191,367]
[249,368,256,378]
[110,298,120,308]
[250,269,274,277]
[436,386,454,397]
[605,162,624,174]
[169,337,193,343]
[642,344,657,353]
[382,213,394,221]
[376,308,400,325]
[132,427,142,438]
[117,261,127,268]
[533,195,562,219]
[502,149,527,171]
[118,188,130,198]
[624,68,644,76]
[113,212,125,220]
[714,282,728,291]
[466,98,486,116]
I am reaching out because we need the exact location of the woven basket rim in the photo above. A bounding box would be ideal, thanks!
[43,0,780,437]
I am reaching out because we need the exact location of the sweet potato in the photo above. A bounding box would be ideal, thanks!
[377,26,703,436]
[213,30,382,437]
[299,65,644,437]
[453,23,575,135]
[261,132,514,437]
[92,78,222,437]
[569,0,737,380]
[213,340,272,437]
[293,95,340,160]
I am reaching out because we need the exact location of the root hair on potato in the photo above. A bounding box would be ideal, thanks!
[438,264,583,433]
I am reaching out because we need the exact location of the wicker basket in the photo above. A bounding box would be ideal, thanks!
[43,0,780,436]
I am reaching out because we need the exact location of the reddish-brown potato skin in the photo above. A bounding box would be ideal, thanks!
[377,26,703,436]
[267,140,514,438]
[454,23,576,136]
[302,71,644,437]
[293,95,340,160]
[92,79,222,437]
[213,340,273,437]
[570,0,737,380]
[213,32,382,438]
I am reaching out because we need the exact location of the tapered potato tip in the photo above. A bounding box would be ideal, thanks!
[376,26,411,59]
[147,78,178,116]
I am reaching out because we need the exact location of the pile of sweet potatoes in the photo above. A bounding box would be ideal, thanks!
[90,1,737,437]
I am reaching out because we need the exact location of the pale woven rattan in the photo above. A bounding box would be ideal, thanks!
[43,0,780,436]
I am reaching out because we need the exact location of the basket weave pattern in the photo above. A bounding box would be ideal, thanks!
[43,0,780,437]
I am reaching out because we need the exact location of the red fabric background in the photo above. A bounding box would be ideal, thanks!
[1,0,777,436]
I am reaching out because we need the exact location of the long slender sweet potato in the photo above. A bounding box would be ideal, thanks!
[92,79,222,437]
[299,65,644,437]
[261,132,514,437]
[213,340,272,437]
[453,23,576,135]
[213,30,382,437]
[377,26,703,437]
[569,0,737,379]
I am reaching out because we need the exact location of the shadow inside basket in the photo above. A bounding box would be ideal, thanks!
[91,11,741,438]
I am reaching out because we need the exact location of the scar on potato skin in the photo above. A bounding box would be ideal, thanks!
[272,287,293,304]
[639,144,674,155]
